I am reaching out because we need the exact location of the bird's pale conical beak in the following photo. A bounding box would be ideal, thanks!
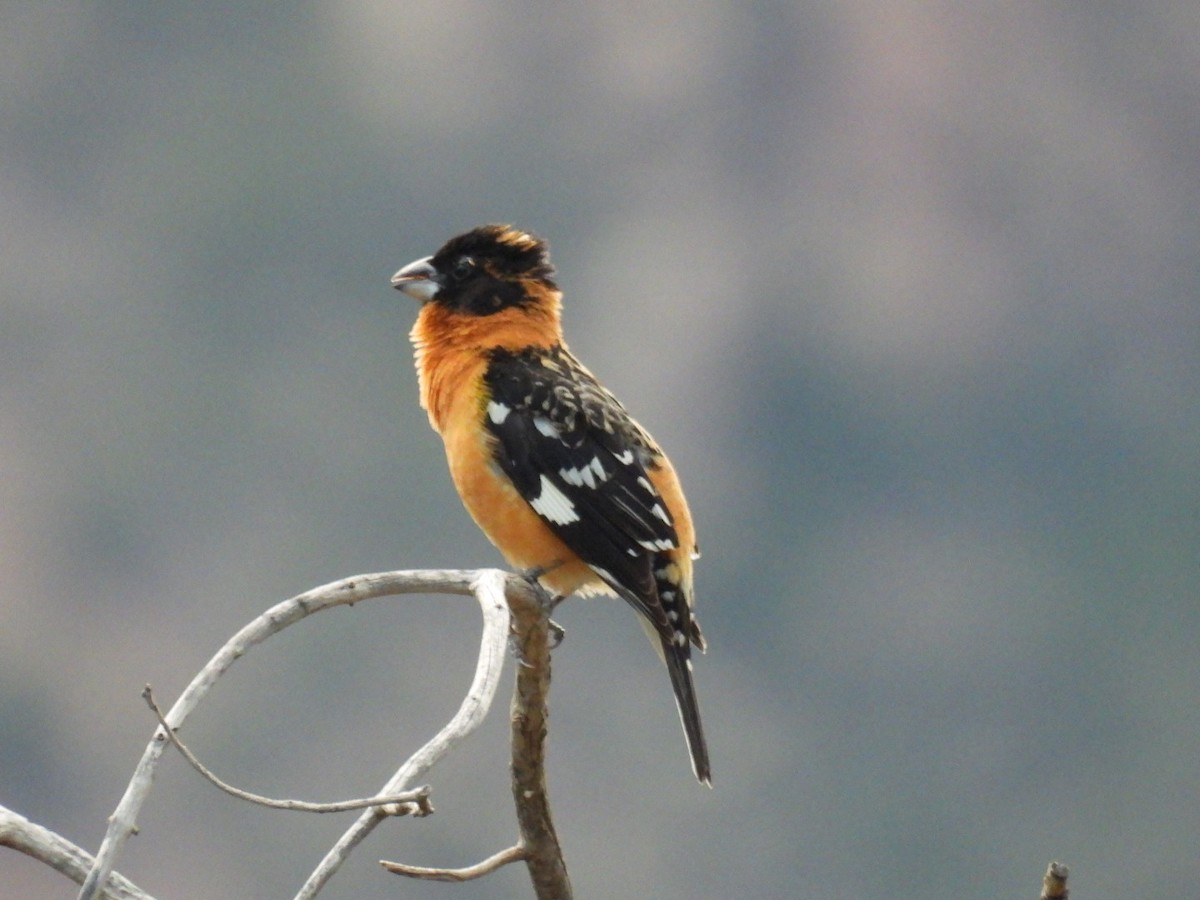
[391,256,439,302]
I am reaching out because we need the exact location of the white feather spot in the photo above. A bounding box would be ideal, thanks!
[589,564,616,584]
[579,463,597,488]
[651,503,670,524]
[639,538,675,552]
[530,476,579,524]
[650,538,675,551]
[590,457,607,482]
[560,459,601,489]
[637,476,654,494]
[533,416,559,439]
[487,401,511,424]
[614,449,634,465]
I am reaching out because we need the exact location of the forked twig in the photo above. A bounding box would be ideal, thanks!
[375,576,571,898]
[292,568,512,899]
[79,569,508,900]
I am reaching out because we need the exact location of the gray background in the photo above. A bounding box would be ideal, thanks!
[3,3,1198,897]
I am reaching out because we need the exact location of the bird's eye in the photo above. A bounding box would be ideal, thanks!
[450,257,475,281]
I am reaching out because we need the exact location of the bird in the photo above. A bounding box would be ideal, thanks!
[391,224,710,785]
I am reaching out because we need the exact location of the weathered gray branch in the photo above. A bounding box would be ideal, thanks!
[377,576,572,896]
[1,804,153,900]
[78,569,509,900]
[294,568,512,898]
[16,567,570,899]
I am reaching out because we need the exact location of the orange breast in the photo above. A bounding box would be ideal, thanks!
[412,304,603,599]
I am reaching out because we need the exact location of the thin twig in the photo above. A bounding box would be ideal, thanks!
[1,804,154,900]
[79,569,493,900]
[381,844,527,882]
[292,568,513,899]
[141,686,432,815]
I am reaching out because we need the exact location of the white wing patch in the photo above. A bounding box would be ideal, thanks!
[533,415,559,439]
[530,475,580,524]
[638,538,677,552]
[559,456,607,489]
[487,401,511,424]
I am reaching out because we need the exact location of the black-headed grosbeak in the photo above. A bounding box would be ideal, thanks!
[391,224,711,785]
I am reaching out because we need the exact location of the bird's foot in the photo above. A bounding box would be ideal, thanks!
[520,560,563,585]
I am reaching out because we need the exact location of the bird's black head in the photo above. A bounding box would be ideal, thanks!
[392,224,557,315]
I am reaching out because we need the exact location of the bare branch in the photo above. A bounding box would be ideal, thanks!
[506,577,573,899]
[293,568,513,899]
[373,576,571,896]
[1041,861,1069,899]
[1,804,153,900]
[381,844,527,882]
[141,686,432,815]
[79,569,498,900]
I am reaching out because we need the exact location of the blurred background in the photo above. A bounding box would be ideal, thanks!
[3,2,1198,898]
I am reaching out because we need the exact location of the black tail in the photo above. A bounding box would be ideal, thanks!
[663,637,712,786]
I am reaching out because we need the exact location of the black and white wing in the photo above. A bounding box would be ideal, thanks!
[482,346,678,628]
